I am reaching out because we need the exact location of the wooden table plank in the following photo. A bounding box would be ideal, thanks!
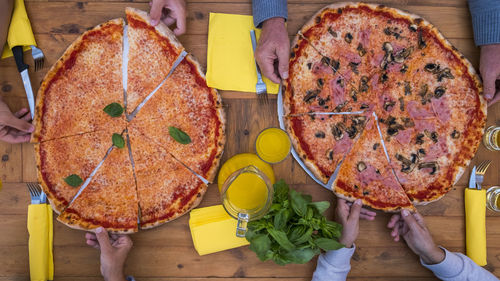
[25,0,469,7]
[0,0,499,280]
[22,3,473,38]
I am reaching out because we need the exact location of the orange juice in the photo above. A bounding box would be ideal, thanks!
[487,186,500,212]
[226,172,268,210]
[483,126,500,151]
[255,128,291,163]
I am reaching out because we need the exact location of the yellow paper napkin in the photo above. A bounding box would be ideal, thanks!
[206,13,280,94]
[465,188,487,266]
[2,0,36,59]
[27,204,54,281]
[189,205,249,256]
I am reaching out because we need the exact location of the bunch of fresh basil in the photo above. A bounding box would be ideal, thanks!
[245,180,344,266]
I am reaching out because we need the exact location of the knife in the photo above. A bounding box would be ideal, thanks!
[465,165,487,266]
[468,166,477,189]
[12,46,35,119]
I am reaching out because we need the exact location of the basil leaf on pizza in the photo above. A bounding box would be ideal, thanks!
[103,103,124,117]
[168,126,191,144]
[112,133,125,148]
[64,174,83,187]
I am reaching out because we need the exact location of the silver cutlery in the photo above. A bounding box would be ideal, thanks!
[12,46,35,119]
[475,160,491,190]
[250,30,268,104]
[31,45,45,72]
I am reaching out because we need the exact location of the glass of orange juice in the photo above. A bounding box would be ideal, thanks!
[255,128,291,164]
[486,186,500,212]
[483,126,500,151]
[220,165,273,237]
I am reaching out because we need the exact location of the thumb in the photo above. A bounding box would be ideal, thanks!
[401,209,422,232]
[348,199,362,223]
[482,71,498,100]
[95,227,112,253]
[276,45,290,80]
[487,91,500,106]
[149,0,164,25]
[2,114,34,132]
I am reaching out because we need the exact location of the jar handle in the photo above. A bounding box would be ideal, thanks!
[236,213,249,237]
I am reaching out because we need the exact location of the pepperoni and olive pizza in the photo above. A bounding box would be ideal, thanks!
[33,8,225,233]
[284,2,486,211]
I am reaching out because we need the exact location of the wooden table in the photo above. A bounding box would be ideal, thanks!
[1,0,499,280]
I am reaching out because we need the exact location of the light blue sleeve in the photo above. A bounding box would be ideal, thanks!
[252,0,288,28]
[468,0,500,45]
[421,247,499,281]
[312,246,355,281]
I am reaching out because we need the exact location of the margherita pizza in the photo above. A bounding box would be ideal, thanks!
[284,2,486,211]
[33,8,225,233]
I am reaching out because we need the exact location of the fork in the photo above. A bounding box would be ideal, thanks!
[475,160,491,190]
[250,30,268,104]
[27,182,41,204]
[30,45,45,72]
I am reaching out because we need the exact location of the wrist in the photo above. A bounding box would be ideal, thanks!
[103,268,126,281]
[420,246,445,265]
[262,17,285,29]
[339,237,354,248]
[105,274,126,281]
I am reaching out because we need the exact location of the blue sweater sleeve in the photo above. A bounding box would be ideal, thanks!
[252,0,288,28]
[468,0,500,45]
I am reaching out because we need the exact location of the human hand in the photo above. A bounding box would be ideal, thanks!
[85,227,133,281]
[479,44,500,106]
[149,0,186,35]
[336,198,377,248]
[255,17,290,84]
[0,99,34,143]
[387,209,445,265]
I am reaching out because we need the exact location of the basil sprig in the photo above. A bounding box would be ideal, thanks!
[64,174,83,187]
[112,133,125,148]
[245,180,343,265]
[168,126,191,144]
[103,103,124,117]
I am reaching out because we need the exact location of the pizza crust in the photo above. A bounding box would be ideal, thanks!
[204,105,226,183]
[140,182,207,229]
[125,7,183,54]
[283,116,330,184]
[57,210,137,234]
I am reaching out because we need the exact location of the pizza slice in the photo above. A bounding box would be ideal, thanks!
[32,18,125,142]
[128,127,207,229]
[125,7,185,114]
[284,35,341,115]
[57,145,139,233]
[334,117,414,211]
[284,113,368,184]
[35,130,116,213]
[129,54,225,183]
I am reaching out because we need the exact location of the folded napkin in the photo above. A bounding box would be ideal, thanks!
[27,204,54,281]
[206,13,280,94]
[465,188,487,266]
[189,205,249,256]
[2,0,36,59]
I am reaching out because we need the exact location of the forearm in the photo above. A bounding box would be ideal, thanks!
[468,0,500,45]
[312,246,355,281]
[0,0,14,54]
[252,0,287,28]
[421,247,499,281]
